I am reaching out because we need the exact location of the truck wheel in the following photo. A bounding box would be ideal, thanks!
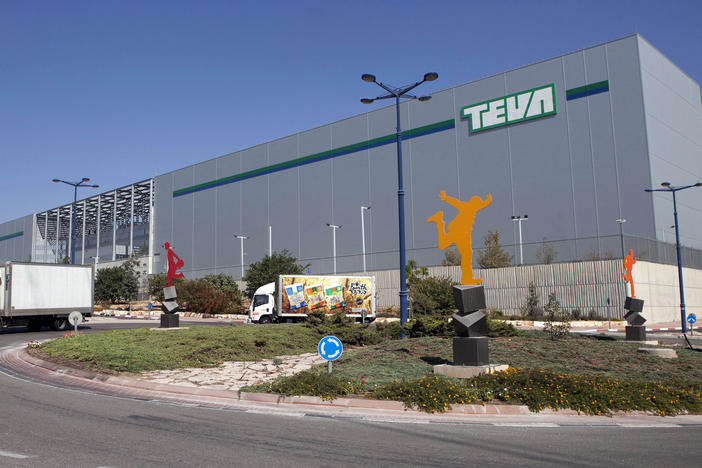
[51,317,69,331]
[258,315,271,324]
[27,319,43,332]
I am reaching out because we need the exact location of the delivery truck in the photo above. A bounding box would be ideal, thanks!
[1,262,94,332]
[249,274,376,324]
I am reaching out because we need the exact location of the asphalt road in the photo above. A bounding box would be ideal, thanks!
[0,320,701,467]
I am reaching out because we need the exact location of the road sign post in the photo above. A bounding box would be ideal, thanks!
[68,311,83,338]
[687,313,696,335]
[318,336,343,375]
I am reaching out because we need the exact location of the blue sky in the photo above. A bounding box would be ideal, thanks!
[2,0,701,223]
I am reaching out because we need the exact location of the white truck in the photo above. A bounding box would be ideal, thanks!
[1,262,94,332]
[249,274,376,324]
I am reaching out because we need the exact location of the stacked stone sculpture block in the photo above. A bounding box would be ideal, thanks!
[161,285,180,328]
[451,285,489,366]
[624,296,645,341]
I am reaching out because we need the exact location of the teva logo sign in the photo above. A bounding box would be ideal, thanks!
[461,84,557,133]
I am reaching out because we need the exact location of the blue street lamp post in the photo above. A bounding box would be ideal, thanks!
[645,181,702,333]
[361,72,438,331]
[53,178,99,264]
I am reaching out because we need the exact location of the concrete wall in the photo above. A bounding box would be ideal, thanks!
[365,259,699,324]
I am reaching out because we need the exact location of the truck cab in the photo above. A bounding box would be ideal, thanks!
[248,282,275,323]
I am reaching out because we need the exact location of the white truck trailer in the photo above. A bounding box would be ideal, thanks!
[249,274,376,324]
[1,262,94,332]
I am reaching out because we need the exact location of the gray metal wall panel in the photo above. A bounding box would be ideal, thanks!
[0,215,32,263]
[215,152,242,276]
[639,37,702,249]
[269,170,300,259]
[606,38,655,242]
[192,160,217,273]
[153,174,173,274]
[300,159,333,273]
[171,168,195,273]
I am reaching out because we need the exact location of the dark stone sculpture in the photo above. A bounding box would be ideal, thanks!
[624,296,645,341]
[160,285,180,328]
[452,285,488,366]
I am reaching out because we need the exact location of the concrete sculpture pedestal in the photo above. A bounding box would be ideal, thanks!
[160,285,180,328]
[624,296,645,342]
[434,285,506,379]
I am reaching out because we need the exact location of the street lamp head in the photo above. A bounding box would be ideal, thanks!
[91,184,99,188]
[661,181,671,187]
[52,179,61,183]
[418,95,432,102]
[361,74,376,83]
[81,177,90,182]
[360,98,374,104]
[695,182,702,187]
[524,215,528,219]
[423,72,438,82]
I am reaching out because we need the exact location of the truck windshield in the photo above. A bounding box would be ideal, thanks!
[253,295,269,308]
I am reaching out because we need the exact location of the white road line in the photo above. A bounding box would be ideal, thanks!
[0,448,32,459]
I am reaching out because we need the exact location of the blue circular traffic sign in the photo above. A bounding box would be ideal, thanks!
[687,313,696,325]
[318,336,343,361]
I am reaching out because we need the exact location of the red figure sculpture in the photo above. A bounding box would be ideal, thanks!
[164,242,185,287]
[622,248,637,298]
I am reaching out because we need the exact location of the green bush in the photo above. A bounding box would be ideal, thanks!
[243,249,309,298]
[543,292,571,340]
[373,375,479,413]
[372,369,702,415]
[303,311,383,346]
[147,273,185,302]
[179,280,240,315]
[410,276,456,317]
[403,317,454,338]
[267,370,364,400]
[199,273,242,303]
[372,321,404,340]
[486,319,521,337]
[94,259,140,304]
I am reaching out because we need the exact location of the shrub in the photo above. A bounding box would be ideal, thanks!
[267,370,364,400]
[94,259,141,304]
[303,311,383,346]
[410,276,455,317]
[477,230,513,268]
[177,279,241,315]
[520,282,541,319]
[403,317,454,338]
[372,369,702,415]
[486,319,521,337]
[243,249,309,299]
[147,273,185,302]
[543,292,571,340]
[372,320,404,340]
[373,375,479,413]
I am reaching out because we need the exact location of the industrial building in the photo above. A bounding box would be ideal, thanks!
[2,34,701,284]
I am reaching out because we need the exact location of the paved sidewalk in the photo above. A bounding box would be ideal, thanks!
[2,345,701,427]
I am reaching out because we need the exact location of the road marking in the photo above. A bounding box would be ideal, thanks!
[0,449,32,459]
[493,423,560,427]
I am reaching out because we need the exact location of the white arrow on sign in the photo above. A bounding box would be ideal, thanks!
[324,337,341,359]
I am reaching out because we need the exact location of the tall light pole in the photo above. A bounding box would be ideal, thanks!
[326,223,341,274]
[361,205,371,273]
[511,215,528,265]
[616,218,628,296]
[52,178,99,264]
[234,234,248,278]
[361,71,438,329]
[645,181,702,333]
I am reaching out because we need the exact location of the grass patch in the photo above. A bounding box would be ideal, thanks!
[35,325,319,373]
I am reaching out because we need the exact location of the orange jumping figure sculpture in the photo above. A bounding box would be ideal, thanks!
[427,190,492,285]
[622,248,637,297]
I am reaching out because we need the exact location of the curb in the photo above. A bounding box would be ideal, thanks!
[573,327,683,334]
[18,349,543,416]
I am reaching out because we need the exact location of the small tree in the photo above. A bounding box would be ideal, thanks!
[121,257,141,302]
[243,249,309,298]
[94,259,141,304]
[536,237,557,264]
[441,247,460,266]
[477,230,513,268]
[520,281,541,319]
[543,292,571,340]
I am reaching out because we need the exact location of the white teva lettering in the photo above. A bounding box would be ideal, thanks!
[461,103,488,130]
[461,84,556,133]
